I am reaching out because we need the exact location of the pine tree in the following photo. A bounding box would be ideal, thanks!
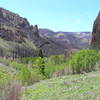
[38,49,45,75]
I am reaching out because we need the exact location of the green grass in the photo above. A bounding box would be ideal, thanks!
[0,50,100,100]
[0,59,45,85]
[22,70,100,100]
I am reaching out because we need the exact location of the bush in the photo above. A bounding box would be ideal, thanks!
[32,55,67,78]
[32,57,46,75]
[49,55,67,65]
[10,62,31,84]
[45,63,67,78]
[0,67,12,87]
[10,61,45,85]
[43,55,67,78]
[68,49,100,74]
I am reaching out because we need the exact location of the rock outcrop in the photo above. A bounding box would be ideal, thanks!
[0,8,65,57]
[91,12,100,49]
[0,8,39,42]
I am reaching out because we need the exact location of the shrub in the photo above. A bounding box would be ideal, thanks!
[43,55,67,78]
[10,61,45,85]
[44,63,67,78]
[16,55,68,79]
[10,62,31,85]
[32,57,46,75]
[68,49,100,74]
[0,67,12,87]
[29,69,45,84]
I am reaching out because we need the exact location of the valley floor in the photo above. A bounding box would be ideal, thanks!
[22,70,100,100]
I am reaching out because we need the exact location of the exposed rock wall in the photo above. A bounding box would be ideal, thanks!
[91,12,100,49]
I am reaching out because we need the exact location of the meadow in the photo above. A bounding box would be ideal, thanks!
[0,49,100,100]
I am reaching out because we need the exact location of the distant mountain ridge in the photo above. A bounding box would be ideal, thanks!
[39,28,92,49]
[0,8,92,58]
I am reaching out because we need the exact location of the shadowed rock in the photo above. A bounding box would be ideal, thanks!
[91,11,100,49]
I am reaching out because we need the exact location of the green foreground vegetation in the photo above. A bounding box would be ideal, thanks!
[22,70,100,100]
[0,49,100,100]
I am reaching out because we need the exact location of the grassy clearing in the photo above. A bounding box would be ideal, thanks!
[22,70,100,100]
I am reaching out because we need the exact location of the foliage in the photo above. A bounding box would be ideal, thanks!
[38,49,44,58]
[1,50,100,100]
[18,55,68,78]
[43,55,67,78]
[49,55,66,65]
[10,62,31,84]
[10,61,44,85]
[0,67,12,87]
[44,63,67,78]
[0,67,13,100]
[68,49,100,74]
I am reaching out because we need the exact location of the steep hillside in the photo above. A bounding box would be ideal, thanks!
[39,29,91,49]
[0,8,66,57]
[91,12,100,49]
[0,8,39,57]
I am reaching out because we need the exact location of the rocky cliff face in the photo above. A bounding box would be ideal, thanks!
[0,8,39,42]
[91,12,100,49]
[0,8,65,57]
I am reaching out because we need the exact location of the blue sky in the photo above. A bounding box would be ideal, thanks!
[0,0,100,32]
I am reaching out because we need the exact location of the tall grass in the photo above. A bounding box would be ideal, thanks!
[0,80,22,100]
[0,66,22,100]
